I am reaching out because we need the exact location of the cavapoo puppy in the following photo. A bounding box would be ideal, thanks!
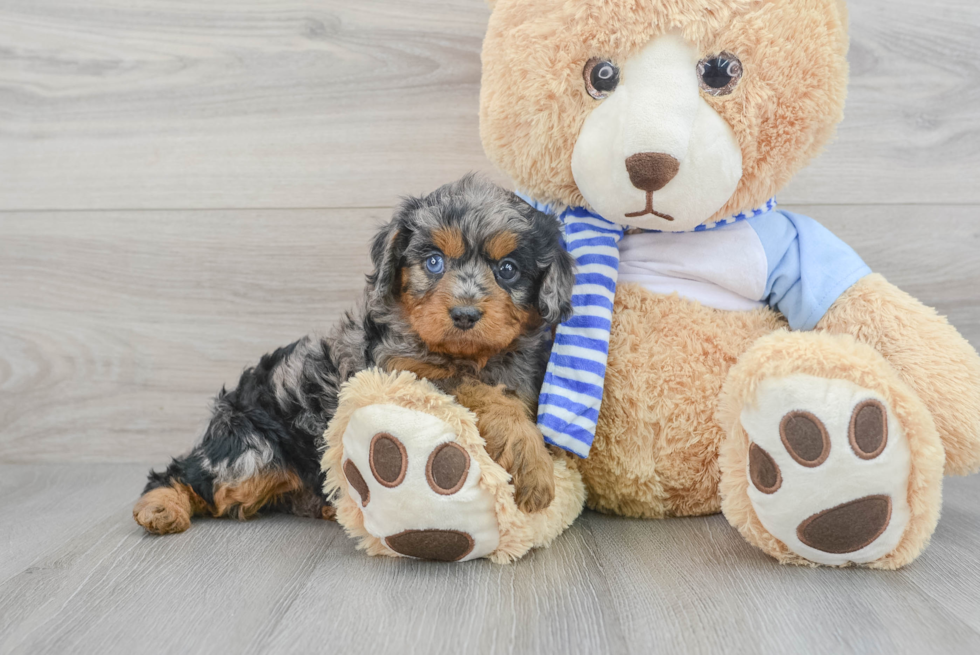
[134,175,576,535]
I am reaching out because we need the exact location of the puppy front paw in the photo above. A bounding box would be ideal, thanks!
[484,428,556,513]
[512,458,556,513]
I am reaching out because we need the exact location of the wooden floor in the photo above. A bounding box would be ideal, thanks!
[0,466,978,655]
[1,1,979,653]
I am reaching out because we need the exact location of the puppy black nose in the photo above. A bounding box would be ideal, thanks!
[450,305,483,330]
[625,152,680,193]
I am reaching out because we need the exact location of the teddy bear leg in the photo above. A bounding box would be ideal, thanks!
[717,330,945,569]
[816,273,980,476]
[321,368,586,563]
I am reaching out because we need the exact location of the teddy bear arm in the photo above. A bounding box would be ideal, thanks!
[816,273,980,475]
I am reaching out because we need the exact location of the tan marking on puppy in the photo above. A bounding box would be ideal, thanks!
[432,226,466,258]
[133,484,207,535]
[454,379,555,513]
[485,231,518,260]
[401,265,539,364]
[212,469,303,521]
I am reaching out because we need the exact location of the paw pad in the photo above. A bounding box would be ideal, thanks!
[340,404,500,562]
[850,400,887,459]
[797,495,892,554]
[369,432,407,487]
[426,443,470,495]
[343,460,370,506]
[385,529,475,562]
[779,410,830,467]
[741,375,912,565]
[748,443,781,494]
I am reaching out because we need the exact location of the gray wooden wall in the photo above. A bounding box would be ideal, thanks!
[1,0,978,464]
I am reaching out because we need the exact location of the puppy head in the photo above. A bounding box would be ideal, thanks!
[368,175,575,359]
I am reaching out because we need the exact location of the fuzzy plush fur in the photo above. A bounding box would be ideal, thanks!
[474,0,980,567]
[481,0,849,223]
[579,283,786,518]
[818,274,980,476]
[322,368,586,564]
[717,329,945,569]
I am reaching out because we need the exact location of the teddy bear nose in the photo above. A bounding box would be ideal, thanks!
[449,305,483,330]
[625,152,680,193]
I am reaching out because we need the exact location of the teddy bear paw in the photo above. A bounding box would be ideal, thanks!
[741,374,912,566]
[340,403,500,562]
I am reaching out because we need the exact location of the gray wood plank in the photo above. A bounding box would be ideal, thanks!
[782,0,980,206]
[1,205,978,463]
[585,475,980,654]
[0,0,502,211]
[898,474,980,634]
[0,464,146,583]
[0,487,344,654]
[0,0,978,210]
[0,208,384,463]
[260,520,625,655]
[2,465,978,654]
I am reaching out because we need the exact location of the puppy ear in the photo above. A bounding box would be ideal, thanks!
[538,246,576,325]
[525,207,576,326]
[367,204,414,305]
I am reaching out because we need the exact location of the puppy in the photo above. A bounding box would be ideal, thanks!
[134,175,576,535]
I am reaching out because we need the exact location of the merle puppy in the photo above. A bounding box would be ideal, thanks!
[134,176,576,535]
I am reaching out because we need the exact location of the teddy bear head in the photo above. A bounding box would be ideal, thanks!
[480,0,849,231]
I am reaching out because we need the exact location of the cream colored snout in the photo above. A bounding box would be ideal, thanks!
[571,33,743,231]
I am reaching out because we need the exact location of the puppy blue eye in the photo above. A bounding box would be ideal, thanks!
[425,254,445,274]
[497,259,519,281]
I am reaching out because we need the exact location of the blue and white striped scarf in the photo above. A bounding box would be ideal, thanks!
[530,198,777,458]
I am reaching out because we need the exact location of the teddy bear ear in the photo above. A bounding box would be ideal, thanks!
[484,0,497,9]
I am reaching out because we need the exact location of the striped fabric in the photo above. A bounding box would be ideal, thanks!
[536,208,623,457]
[520,194,778,458]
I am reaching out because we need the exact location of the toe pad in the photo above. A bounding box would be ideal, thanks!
[385,529,475,562]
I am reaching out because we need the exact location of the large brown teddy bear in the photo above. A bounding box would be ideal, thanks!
[324,0,980,568]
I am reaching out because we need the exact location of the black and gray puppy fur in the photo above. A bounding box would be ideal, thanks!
[139,174,576,526]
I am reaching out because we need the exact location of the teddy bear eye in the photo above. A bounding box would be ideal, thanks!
[697,52,743,97]
[584,58,620,100]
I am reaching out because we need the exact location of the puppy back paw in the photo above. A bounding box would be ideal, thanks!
[133,486,194,535]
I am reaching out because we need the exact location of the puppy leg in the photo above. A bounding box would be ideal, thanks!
[454,380,555,512]
[135,451,212,535]
[136,338,337,533]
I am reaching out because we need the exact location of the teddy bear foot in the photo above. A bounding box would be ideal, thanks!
[719,331,945,569]
[741,375,912,565]
[337,402,501,561]
[321,368,587,563]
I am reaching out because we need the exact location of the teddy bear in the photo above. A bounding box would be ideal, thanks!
[323,0,980,568]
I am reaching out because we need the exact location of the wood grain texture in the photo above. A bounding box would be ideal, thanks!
[1,1,979,651]
[0,0,978,210]
[0,0,502,211]
[1,464,979,654]
[1,205,977,463]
